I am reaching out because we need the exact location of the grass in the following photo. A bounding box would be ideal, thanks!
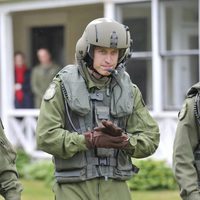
[21,179,54,200]
[0,179,181,200]
[132,190,181,200]
[0,179,53,200]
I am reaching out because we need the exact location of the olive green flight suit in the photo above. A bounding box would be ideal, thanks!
[36,66,160,200]
[31,63,60,108]
[173,82,200,200]
[0,119,22,200]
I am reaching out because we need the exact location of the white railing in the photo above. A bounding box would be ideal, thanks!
[151,117,178,165]
[7,109,50,159]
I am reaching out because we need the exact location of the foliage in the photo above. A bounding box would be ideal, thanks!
[16,149,31,177]
[23,160,54,186]
[16,150,54,186]
[22,161,53,180]
[128,159,178,190]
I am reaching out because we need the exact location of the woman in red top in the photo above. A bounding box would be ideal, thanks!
[14,51,33,108]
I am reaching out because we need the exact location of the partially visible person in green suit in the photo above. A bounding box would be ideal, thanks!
[173,82,200,200]
[0,118,22,200]
[31,48,60,108]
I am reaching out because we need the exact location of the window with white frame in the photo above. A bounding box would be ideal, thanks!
[160,0,199,110]
[116,2,153,108]
[117,0,199,111]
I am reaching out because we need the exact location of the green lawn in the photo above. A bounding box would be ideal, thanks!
[132,190,181,200]
[21,179,54,200]
[0,180,181,200]
[0,180,53,200]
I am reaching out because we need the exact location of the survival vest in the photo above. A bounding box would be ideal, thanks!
[53,65,138,183]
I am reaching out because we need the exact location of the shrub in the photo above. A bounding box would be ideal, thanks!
[23,161,54,186]
[16,150,54,186]
[16,149,31,178]
[127,159,178,190]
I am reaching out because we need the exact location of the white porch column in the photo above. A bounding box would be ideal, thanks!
[103,0,115,19]
[0,12,14,140]
[152,0,162,113]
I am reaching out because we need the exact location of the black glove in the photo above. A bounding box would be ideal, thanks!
[84,131,129,149]
[94,120,123,137]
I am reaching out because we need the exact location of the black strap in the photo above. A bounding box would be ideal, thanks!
[194,91,200,125]
[60,82,79,133]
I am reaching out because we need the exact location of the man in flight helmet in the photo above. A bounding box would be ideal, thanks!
[36,18,159,200]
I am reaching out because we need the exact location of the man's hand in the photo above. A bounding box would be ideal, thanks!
[94,120,123,136]
[84,131,129,149]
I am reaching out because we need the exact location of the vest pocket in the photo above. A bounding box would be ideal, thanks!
[55,169,86,183]
[54,151,86,172]
[114,150,134,180]
[96,148,115,157]
[116,150,132,170]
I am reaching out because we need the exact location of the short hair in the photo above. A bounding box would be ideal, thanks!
[14,51,25,58]
[37,48,51,55]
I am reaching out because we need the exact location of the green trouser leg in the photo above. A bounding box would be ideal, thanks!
[53,178,132,200]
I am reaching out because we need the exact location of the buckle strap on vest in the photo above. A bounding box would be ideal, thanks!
[90,92,104,101]
[87,157,117,167]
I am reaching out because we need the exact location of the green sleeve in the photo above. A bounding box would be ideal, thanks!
[36,78,87,159]
[173,97,200,200]
[126,85,160,158]
[31,67,43,98]
[0,122,22,199]
[0,172,22,200]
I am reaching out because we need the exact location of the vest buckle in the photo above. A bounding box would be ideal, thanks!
[98,157,109,166]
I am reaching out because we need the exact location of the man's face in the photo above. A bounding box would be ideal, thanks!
[93,46,119,76]
[37,49,52,66]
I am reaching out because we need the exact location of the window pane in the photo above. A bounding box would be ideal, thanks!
[117,2,151,52]
[163,55,199,110]
[161,0,198,51]
[126,58,152,108]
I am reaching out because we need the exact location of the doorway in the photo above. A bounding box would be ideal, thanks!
[31,26,65,67]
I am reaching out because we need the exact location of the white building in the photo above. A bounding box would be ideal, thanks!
[0,0,199,163]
